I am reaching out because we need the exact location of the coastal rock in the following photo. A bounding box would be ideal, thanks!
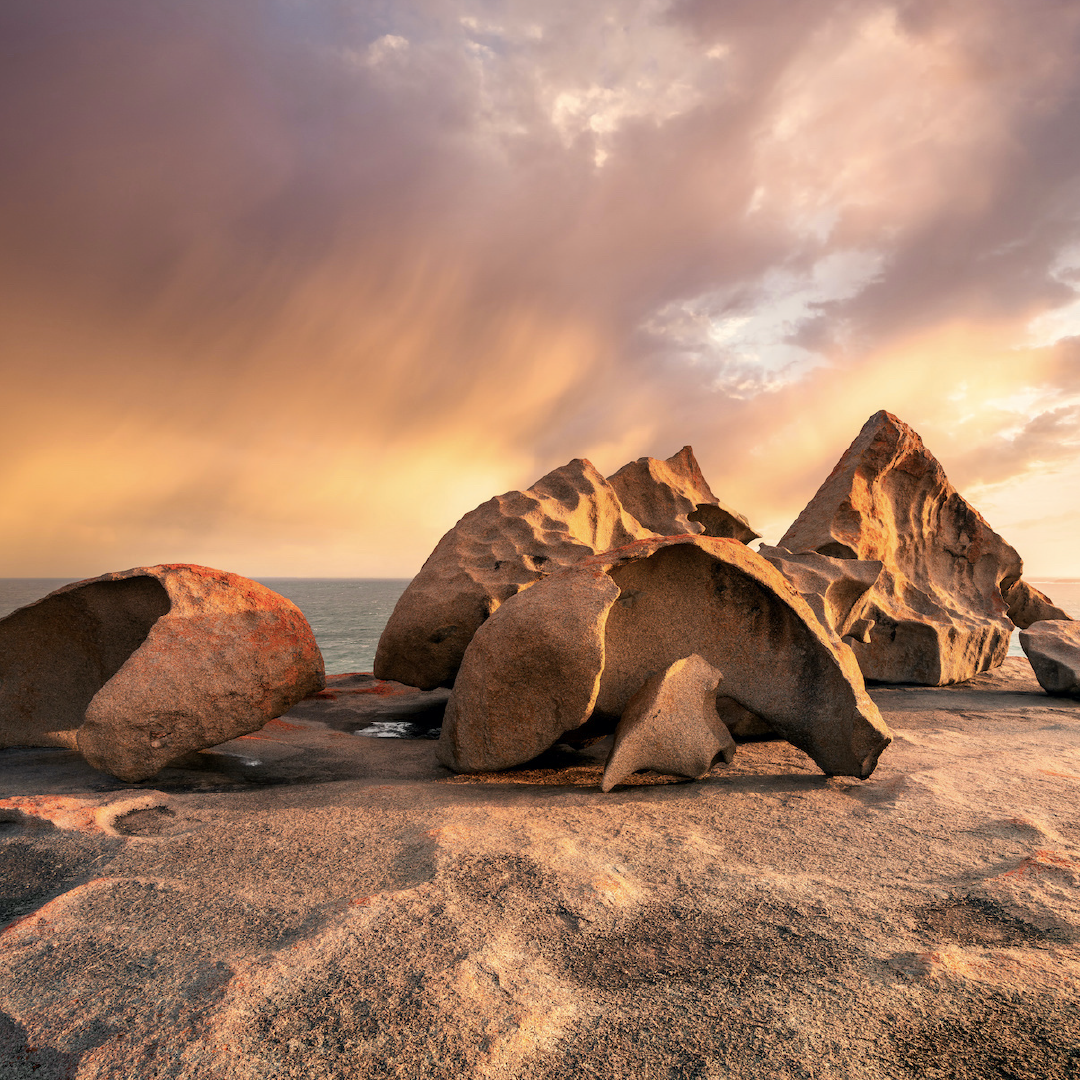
[0,565,324,782]
[437,570,619,772]
[778,410,1022,685]
[375,448,758,691]
[1019,620,1080,699]
[600,655,734,792]
[439,535,891,779]
[759,545,882,640]
[607,446,759,543]
[1004,579,1074,629]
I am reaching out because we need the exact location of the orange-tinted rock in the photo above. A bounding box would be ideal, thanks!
[600,655,735,792]
[607,446,759,543]
[1003,579,1073,629]
[436,569,619,772]
[0,565,325,782]
[779,410,1022,685]
[1019,620,1080,699]
[439,535,890,780]
[375,449,757,691]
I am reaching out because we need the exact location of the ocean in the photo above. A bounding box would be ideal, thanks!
[1,577,1078,674]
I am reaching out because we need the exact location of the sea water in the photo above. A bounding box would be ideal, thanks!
[2,577,1078,674]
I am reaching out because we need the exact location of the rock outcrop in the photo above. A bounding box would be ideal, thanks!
[600,655,735,792]
[439,535,891,780]
[1003,579,1074,629]
[1019,620,1080,700]
[375,449,757,690]
[0,565,325,782]
[778,410,1022,685]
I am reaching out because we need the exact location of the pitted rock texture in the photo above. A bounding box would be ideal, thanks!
[375,449,757,690]
[0,565,325,782]
[437,570,620,772]
[779,410,1023,686]
[600,655,734,792]
[441,535,891,779]
[1004,579,1074,629]
[1019,620,1080,700]
[606,446,759,544]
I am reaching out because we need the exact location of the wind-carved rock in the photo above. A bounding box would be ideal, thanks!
[600,655,735,792]
[778,410,1025,685]
[375,448,758,690]
[1003,579,1073,629]
[438,535,891,781]
[1019,621,1080,700]
[0,565,325,782]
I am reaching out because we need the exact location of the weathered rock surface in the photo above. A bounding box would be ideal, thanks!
[1004,579,1074,629]
[441,535,890,779]
[437,570,619,772]
[375,448,757,690]
[779,410,1022,685]
[607,446,759,543]
[600,655,735,792]
[0,565,324,782]
[1019,620,1080,699]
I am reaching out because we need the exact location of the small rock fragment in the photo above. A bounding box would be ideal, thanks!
[1019,621,1080,700]
[601,655,734,792]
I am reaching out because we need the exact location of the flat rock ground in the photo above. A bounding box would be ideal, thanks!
[1,660,1079,1080]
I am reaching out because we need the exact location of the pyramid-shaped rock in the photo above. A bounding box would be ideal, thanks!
[779,410,1023,684]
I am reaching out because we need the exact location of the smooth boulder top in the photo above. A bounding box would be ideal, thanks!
[440,535,891,781]
[779,410,1022,685]
[600,654,735,792]
[1019,620,1080,700]
[374,447,759,691]
[0,565,325,782]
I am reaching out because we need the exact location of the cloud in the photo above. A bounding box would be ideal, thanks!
[3,0,1080,575]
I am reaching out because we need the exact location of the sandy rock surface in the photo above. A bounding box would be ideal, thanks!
[779,411,1022,686]
[2,658,1078,1078]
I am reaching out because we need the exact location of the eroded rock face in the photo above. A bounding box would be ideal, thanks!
[440,535,890,779]
[1019,621,1080,699]
[778,410,1022,685]
[607,447,759,543]
[375,449,757,690]
[436,570,619,772]
[0,565,325,782]
[600,655,734,792]
[1004,579,1074,629]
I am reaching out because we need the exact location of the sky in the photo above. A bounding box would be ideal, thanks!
[2,0,1080,579]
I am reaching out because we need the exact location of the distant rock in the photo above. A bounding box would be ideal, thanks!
[778,410,1022,685]
[439,535,891,780]
[1003,579,1074,629]
[607,446,759,543]
[0,565,324,782]
[600,655,735,792]
[1019,620,1080,699]
[437,569,620,772]
[375,448,758,690]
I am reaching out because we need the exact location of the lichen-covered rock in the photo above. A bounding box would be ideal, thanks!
[436,570,619,772]
[778,410,1022,685]
[1019,620,1080,699]
[600,655,735,792]
[607,447,759,543]
[1004,579,1074,629]
[375,448,757,691]
[440,535,891,780]
[0,565,325,781]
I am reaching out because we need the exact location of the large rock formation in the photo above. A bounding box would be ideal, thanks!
[0,565,325,782]
[600,655,735,792]
[375,448,757,690]
[1003,579,1074,629]
[778,410,1024,685]
[1019,620,1080,700]
[438,535,891,780]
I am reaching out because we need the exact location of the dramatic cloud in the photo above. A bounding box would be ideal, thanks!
[2,0,1080,576]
